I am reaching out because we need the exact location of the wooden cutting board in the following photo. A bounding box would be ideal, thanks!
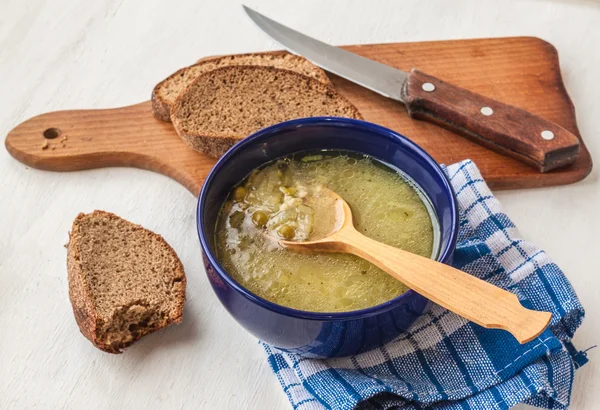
[5,37,592,196]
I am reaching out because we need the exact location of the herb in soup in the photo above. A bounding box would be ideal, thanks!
[214,152,435,312]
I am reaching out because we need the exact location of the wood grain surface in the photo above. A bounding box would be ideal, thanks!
[402,69,581,172]
[5,37,592,196]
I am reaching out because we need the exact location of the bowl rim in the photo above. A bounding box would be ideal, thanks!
[197,117,459,321]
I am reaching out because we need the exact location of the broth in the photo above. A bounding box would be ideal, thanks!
[214,151,436,312]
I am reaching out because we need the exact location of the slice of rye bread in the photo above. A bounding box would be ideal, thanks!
[67,211,186,354]
[152,51,331,122]
[170,65,363,158]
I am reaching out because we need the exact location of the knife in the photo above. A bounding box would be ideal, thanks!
[243,6,580,172]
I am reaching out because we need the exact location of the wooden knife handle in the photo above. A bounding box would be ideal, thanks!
[401,69,580,172]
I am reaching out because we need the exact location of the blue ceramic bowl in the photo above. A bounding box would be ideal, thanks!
[197,117,459,358]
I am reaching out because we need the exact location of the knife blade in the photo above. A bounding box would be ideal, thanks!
[243,6,580,172]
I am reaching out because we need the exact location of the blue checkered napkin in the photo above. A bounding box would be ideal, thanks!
[262,160,588,410]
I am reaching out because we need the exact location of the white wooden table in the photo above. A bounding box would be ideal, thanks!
[1,0,598,408]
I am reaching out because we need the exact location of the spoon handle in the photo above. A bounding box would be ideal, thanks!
[340,229,552,344]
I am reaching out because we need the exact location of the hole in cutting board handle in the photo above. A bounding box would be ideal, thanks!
[43,128,61,139]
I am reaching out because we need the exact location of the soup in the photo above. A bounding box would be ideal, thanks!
[214,151,436,312]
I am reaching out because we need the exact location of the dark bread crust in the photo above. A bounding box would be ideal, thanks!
[152,65,189,122]
[151,51,331,122]
[170,65,363,159]
[67,211,186,354]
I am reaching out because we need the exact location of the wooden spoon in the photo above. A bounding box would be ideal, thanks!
[280,189,552,344]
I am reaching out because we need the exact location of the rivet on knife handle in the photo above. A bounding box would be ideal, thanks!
[401,69,580,172]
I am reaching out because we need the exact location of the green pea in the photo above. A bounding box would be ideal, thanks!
[231,186,247,202]
[280,186,297,196]
[277,225,295,240]
[252,211,269,228]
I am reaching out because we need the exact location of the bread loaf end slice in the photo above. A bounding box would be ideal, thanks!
[67,211,186,353]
